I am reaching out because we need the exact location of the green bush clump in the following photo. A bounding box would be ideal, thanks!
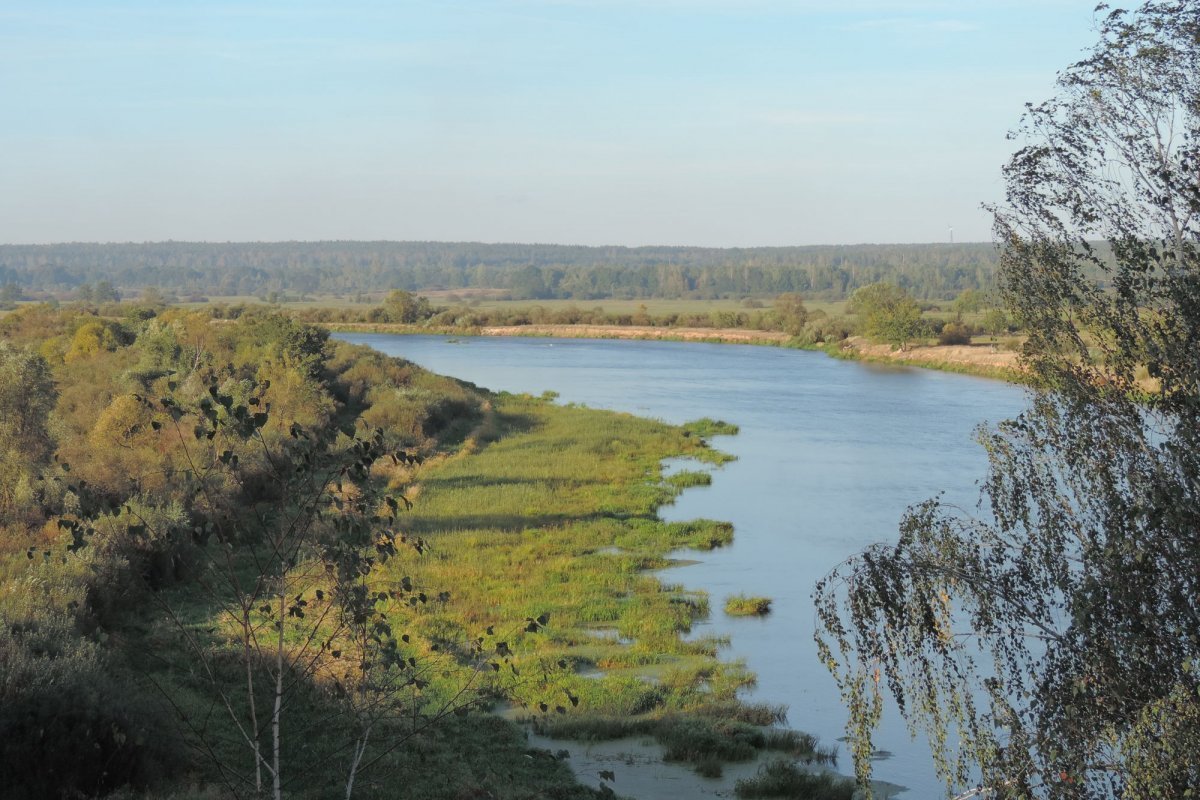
[725,594,772,616]
[682,418,739,437]
[937,321,974,345]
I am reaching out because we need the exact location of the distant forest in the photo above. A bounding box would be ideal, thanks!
[0,241,1002,301]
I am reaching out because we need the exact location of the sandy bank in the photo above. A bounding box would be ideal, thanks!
[323,322,1021,380]
[479,324,790,344]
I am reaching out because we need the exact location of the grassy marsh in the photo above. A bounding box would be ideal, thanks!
[725,595,774,616]
[378,392,844,785]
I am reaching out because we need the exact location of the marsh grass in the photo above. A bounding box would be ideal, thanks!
[735,758,856,800]
[664,470,713,490]
[682,418,740,437]
[369,394,840,780]
[725,595,773,616]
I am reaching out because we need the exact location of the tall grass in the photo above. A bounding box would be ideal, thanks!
[735,758,856,800]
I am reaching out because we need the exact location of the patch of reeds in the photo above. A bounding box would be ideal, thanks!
[735,758,855,799]
[725,594,773,616]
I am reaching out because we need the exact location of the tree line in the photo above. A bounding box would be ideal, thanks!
[0,241,1003,301]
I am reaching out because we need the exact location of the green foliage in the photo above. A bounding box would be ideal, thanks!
[0,306,837,798]
[817,4,1200,798]
[980,307,1009,340]
[773,292,809,335]
[681,417,740,437]
[0,617,183,799]
[381,289,436,324]
[0,343,56,520]
[936,321,972,345]
[848,283,926,350]
[952,288,986,316]
[664,470,713,490]
[724,595,772,616]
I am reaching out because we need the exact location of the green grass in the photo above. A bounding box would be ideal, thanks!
[367,394,839,781]
[725,595,773,616]
[682,417,740,437]
[664,470,713,490]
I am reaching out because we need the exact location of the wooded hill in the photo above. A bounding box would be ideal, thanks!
[0,241,1000,300]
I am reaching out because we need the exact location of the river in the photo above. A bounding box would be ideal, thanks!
[337,333,1028,798]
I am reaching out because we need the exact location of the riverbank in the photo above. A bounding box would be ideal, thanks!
[322,321,1023,382]
[833,337,1022,382]
[392,393,855,798]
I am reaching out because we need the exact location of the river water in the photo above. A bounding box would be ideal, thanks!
[337,333,1028,798]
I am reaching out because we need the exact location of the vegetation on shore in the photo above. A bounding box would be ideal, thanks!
[0,302,850,799]
[735,759,854,800]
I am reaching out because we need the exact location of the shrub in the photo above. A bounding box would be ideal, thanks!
[0,617,182,799]
[938,321,973,345]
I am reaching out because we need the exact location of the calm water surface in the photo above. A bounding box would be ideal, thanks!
[338,334,1027,798]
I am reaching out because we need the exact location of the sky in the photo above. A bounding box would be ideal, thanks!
[0,1,1102,247]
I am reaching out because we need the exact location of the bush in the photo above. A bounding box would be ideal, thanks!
[724,595,772,616]
[937,321,973,345]
[0,617,182,799]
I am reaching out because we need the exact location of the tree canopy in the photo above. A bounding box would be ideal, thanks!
[816,3,1200,797]
[847,282,925,350]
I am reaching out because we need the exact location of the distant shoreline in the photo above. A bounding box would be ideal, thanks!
[323,321,1024,383]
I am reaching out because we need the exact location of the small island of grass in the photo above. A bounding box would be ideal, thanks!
[683,417,740,437]
[725,594,773,616]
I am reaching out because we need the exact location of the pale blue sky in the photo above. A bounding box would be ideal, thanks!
[1,1,1099,246]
